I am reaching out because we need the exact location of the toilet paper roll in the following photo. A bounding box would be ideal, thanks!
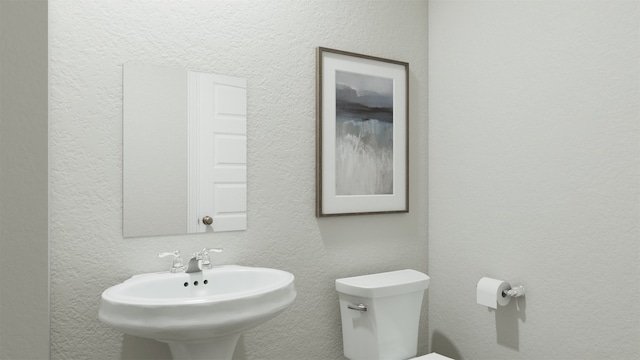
[476,277,511,309]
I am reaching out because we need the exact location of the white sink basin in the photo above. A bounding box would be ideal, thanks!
[99,265,296,360]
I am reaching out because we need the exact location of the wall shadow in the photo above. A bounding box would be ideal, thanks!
[120,334,252,360]
[430,330,463,360]
[120,335,172,360]
[494,295,526,351]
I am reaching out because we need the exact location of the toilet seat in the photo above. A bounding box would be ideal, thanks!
[413,353,454,360]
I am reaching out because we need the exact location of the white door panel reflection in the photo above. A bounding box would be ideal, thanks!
[124,64,247,237]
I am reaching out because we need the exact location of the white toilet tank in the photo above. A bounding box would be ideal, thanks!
[335,269,430,360]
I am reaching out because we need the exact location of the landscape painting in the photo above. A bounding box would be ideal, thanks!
[316,47,408,216]
[335,70,394,195]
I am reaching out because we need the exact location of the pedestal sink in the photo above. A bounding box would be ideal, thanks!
[99,265,296,360]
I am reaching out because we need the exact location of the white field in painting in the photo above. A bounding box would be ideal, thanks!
[336,119,393,195]
[335,71,394,195]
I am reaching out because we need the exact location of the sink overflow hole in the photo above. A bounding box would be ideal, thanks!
[183,282,188,287]
[194,281,199,286]
[204,280,208,285]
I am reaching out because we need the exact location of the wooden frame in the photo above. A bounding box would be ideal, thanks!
[316,47,409,217]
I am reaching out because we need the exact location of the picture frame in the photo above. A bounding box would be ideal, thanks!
[316,47,409,217]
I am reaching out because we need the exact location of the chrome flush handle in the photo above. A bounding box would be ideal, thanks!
[347,304,368,312]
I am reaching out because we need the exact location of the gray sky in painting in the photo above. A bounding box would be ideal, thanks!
[336,71,393,96]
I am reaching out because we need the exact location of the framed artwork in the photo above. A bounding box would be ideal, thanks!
[316,47,409,217]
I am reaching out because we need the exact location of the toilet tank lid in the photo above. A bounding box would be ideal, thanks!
[335,269,430,298]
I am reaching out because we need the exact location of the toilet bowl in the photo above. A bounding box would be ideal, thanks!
[335,269,453,360]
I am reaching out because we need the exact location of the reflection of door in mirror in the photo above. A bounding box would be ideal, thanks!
[123,64,247,237]
[189,72,247,233]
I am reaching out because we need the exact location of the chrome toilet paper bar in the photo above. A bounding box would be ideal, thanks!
[502,285,525,298]
[477,277,525,308]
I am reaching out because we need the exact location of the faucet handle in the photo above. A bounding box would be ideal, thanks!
[199,248,223,270]
[158,250,186,273]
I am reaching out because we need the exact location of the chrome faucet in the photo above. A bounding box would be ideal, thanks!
[199,247,222,270]
[185,255,202,273]
[161,248,223,274]
[158,250,187,273]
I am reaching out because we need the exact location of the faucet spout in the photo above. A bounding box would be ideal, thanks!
[185,255,201,273]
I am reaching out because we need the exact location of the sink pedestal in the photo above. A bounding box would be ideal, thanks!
[165,334,241,360]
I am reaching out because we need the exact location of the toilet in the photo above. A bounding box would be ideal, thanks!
[335,269,453,360]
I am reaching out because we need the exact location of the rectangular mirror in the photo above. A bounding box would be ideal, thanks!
[123,63,247,237]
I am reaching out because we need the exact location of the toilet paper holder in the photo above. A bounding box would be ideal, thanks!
[502,285,525,298]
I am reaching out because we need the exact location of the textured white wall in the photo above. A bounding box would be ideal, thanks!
[428,1,639,359]
[0,1,49,359]
[49,1,429,359]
